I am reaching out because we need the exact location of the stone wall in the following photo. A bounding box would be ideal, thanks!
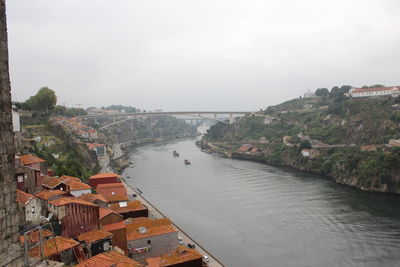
[0,0,25,266]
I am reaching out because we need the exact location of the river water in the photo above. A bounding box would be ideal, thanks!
[123,139,400,267]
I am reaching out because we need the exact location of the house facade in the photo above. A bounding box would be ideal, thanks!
[349,86,400,98]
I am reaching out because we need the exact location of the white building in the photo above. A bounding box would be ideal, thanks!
[350,86,400,98]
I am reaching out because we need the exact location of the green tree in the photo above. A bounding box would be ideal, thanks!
[25,87,57,112]
[315,88,329,97]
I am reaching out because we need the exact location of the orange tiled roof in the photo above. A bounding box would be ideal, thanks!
[59,175,81,182]
[101,221,126,232]
[104,195,129,203]
[109,200,145,214]
[126,218,171,234]
[74,254,115,267]
[42,177,62,189]
[20,155,46,165]
[126,218,176,241]
[89,173,120,180]
[16,190,35,205]
[103,251,143,267]
[78,193,108,203]
[77,229,113,243]
[48,197,97,207]
[68,180,92,191]
[99,207,123,220]
[20,229,53,244]
[147,246,202,266]
[28,236,79,258]
[35,190,66,201]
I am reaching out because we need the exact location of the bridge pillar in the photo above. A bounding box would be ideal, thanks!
[229,113,233,124]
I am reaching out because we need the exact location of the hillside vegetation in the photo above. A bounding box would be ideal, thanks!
[202,92,400,194]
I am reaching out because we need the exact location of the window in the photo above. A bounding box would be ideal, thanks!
[147,240,151,245]
[103,241,110,251]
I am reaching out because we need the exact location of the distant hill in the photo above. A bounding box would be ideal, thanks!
[202,94,400,194]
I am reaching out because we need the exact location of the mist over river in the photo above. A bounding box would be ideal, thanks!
[123,139,400,267]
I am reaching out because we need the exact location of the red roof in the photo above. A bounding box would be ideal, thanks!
[96,182,127,197]
[74,254,115,267]
[101,221,126,231]
[77,229,113,243]
[103,195,130,203]
[89,173,120,180]
[20,229,53,244]
[48,197,97,207]
[103,251,142,267]
[126,218,176,241]
[59,175,81,182]
[35,190,67,200]
[42,177,62,189]
[68,180,92,191]
[20,155,46,165]
[109,200,145,214]
[28,236,79,258]
[99,207,123,220]
[78,193,108,203]
[16,190,35,205]
[75,251,142,267]
[146,246,202,266]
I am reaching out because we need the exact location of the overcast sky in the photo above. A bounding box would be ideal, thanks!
[6,0,400,111]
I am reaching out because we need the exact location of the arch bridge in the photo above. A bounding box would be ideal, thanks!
[78,111,251,129]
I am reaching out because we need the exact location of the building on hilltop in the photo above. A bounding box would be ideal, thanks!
[349,86,400,98]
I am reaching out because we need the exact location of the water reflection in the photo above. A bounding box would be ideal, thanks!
[124,139,400,267]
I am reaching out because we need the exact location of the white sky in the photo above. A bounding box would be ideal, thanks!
[6,0,400,111]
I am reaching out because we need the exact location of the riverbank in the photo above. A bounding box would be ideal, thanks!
[199,141,400,195]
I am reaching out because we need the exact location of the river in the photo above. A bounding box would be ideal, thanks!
[123,138,400,267]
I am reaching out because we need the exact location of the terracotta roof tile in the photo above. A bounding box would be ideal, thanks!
[96,182,127,198]
[48,197,97,207]
[16,190,35,205]
[127,225,176,241]
[147,246,202,266]
[20,155,46,165]
[28,236,79,258]
[68,180,92,191]
[77,229,113,243]
[59,175,81,182]
[99,207,123,220]
[78,193,108,203]
[42,177,62,189]
[35,190,67,201]
[103,251,143,267]
[126,218,176,241]
[20,229,53,244]
[74,254,115,267]
[101,221,126,232]
[104,195,130,203]
[89,173,120,180]
[110,200,146,214]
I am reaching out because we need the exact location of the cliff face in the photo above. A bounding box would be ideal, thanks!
[202,96,400,194]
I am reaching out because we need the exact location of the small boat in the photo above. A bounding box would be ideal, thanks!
[173,151,180,157]
[184,159,191,165]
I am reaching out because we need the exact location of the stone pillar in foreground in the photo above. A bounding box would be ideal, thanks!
[0,0,25,265]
